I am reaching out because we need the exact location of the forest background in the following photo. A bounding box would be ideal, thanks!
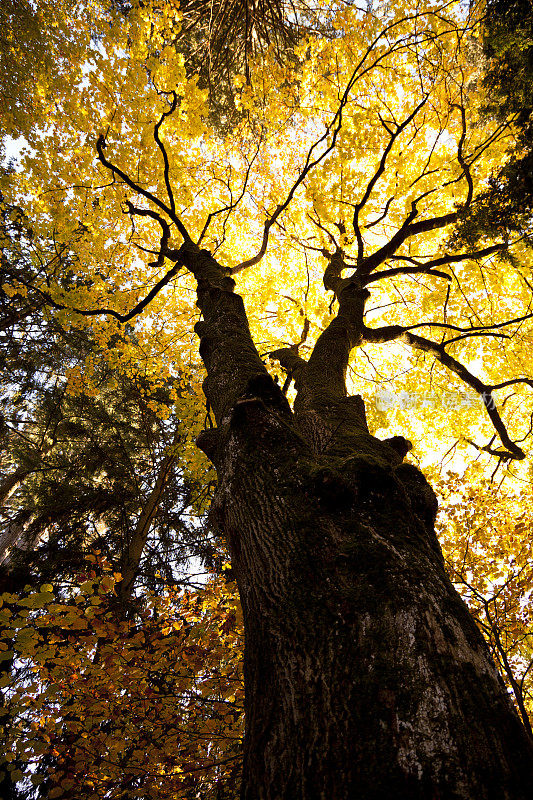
[0,0,533,797]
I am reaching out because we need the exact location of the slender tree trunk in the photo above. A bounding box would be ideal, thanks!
[0,514,34,565]
[0,442,49,562]
[180,242,533,799]
[0,465,31,508]
[118,430,180,602]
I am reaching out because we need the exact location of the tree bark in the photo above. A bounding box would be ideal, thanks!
[181,242,533,799]
[0,514,35,566]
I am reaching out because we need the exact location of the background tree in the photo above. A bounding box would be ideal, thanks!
[0,571,244,799]
[0,198,207,593]
[452,0,533,248]
[0,213,243,798]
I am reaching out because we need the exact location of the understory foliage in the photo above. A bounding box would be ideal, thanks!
[0,563,243,799]
[1,0,533,795]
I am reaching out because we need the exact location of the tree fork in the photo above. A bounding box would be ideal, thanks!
[185,245,533,799]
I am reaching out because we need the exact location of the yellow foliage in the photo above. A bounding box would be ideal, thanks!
[2,0,533,793]
[437,473,533,726]
[0,567,243,798]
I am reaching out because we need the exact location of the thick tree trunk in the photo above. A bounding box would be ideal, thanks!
[180,242,533,799]
[219,428,533,799]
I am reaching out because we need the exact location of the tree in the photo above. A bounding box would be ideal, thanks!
[452,0,533,248]
[3,0,533,797]
[0,0,101,142]
[0,202,203,593]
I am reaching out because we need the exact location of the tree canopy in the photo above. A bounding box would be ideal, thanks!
[1,0,533,796]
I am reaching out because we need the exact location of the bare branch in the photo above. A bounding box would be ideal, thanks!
[363,243,507,285]
[96,135,192,243]
[364,265,452,284]
[153,91,179,215]
[358,104,479,275]
[363,325,527,460]
[491,378,533,392]
[352,96,428,263]
[231,10,455,275]
[230,91,348,274]
[198,129,264,245]
[12,262,182,324]
[452,102,474,207]
[17,204,183,324]
[364,196,394,229]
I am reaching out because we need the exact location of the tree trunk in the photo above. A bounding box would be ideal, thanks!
[180,242,533,799]
[219,430,533,799]
[0,514,35,565]
[0,465,31,508]
[118,430,180,602]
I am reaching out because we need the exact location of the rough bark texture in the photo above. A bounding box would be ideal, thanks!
[0,514,35,566]
[180,241,533,799]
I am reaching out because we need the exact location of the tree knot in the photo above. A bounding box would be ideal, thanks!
[383,436,413,461]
